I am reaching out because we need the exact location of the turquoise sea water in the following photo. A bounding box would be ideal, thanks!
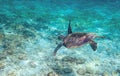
[0,0,120,76]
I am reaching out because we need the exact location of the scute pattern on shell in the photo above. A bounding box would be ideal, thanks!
[63,33,90,48]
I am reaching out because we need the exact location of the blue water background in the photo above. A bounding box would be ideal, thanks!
[0,0,120,76]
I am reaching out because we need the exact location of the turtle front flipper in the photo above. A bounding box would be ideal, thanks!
[53,43,63,56]
[89,40,97,51]
[68,20,72,34]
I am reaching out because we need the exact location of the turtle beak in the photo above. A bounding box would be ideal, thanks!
[58,35,64,40]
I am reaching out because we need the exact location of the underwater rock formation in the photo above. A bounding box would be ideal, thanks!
[62,56,76,63]
[76,57,86,64]
[18,53,27,60]
[7,71,17,76]
[0,54,6,60]
[49,59,75,76]
[0,61,5,69]
[29,61,37,68]
[47,72,58,76]
[61,56,86,65]
[62,67,73,74]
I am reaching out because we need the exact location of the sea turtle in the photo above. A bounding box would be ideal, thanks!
[53,20,102,56]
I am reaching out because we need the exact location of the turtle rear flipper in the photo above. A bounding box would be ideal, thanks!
[68,20,72,34]
[53,43,63,56]
[89,40,97,51]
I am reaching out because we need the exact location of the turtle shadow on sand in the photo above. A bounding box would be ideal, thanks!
[53,20,104,56]
[48,58,76,76]
[47,55,86,76]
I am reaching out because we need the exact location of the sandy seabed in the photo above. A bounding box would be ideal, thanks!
[0,0,120,76]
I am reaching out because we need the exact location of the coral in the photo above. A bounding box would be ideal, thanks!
[86,63,96,74]
[7,71,17,76]
[0,54,6,60]
[47,72,59,76]
[0,61,5,69]
[102,71,110,76]
[50,60,74,75]
[62,56,76,63]
[61,56,86,65]
[18,53,27,60]
[62,67,73,74]
[77,67,86,75]
[76,57,86,64]
[29,61,37,68]
[22,29,36,39]
[5,50,14,55]
[112,70,119,76]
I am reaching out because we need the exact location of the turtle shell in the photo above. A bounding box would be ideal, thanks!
[63,33,92,48]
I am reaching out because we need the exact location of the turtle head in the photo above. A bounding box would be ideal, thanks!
[58,35,65,40]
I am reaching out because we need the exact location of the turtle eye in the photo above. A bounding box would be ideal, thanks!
[63,43,66,47]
